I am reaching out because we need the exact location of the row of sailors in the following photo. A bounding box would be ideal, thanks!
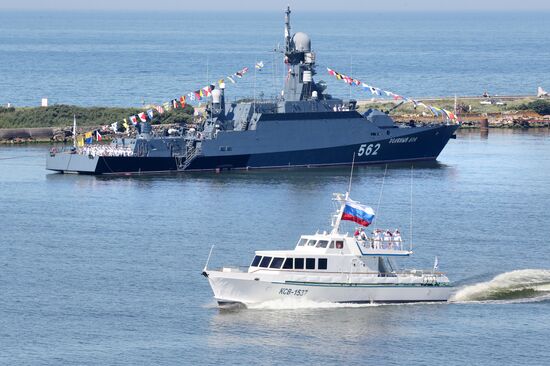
[79,145,134,157]
[354,228,403,250]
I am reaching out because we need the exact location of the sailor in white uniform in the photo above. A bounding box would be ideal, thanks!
[359,228,367,241]
[373,229,382,249]
[393,229,402,250]
[383,230,392,249]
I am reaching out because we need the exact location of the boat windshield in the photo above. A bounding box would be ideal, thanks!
[316,240,329,248]
[297,238,308,246]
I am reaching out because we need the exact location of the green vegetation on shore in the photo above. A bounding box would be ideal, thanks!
[517,99,550,115]
[357,97,550,116]
[1,98,549,130]
[0,104,195,129]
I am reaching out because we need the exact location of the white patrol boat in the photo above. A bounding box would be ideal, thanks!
[202,192,452,307]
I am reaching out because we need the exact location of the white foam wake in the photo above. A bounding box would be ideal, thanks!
[450,269,550,303]
[247,298,380,310]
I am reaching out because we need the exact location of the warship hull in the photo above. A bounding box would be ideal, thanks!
[46,123,458,175]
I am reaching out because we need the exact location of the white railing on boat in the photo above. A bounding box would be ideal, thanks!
[356,239,405,251]
[78,145,134,157]
[235,267,446,277]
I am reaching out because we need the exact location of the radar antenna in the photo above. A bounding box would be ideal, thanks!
[284,5,291,51]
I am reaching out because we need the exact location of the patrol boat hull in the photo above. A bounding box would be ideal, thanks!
[206,271,452,306]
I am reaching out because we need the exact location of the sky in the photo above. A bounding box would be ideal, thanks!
[2,0,550,11]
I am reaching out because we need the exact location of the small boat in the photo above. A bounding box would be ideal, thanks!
[202,190,452,307]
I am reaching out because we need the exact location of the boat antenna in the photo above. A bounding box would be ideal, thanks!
[253,57,257,112]
[347,152,355,196]
[372,163,388,227]
[410,164,414,252]
[349,54,353,100]
[203,245,215,272]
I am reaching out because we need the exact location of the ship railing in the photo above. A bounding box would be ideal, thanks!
[50,145,134,157]
[76,145,134,157]
[242,268,447,277]
[356,238,405,251]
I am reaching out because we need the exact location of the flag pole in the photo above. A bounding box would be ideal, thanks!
[349,54,353,100]
[410,164,414,252]
[73,114,76,148]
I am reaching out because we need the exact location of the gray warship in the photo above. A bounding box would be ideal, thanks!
[47,7,459,175]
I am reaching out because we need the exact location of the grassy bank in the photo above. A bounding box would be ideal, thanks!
[0,104,195,129]
[357,97,550,116]
[1,98,549,130]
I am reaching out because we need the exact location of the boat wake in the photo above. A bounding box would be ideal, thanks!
[450,269,550,303]
[247,298,380,310]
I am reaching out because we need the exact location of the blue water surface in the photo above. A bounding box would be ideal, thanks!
[0,11,549,107]
[0,129,549,364]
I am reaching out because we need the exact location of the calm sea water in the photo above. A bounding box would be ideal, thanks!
[0,11,550,107]
[1,129,550,364]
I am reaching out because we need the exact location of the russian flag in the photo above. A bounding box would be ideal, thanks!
[341,201,375,227]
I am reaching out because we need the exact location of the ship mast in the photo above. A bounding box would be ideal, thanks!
[331,192,348,235]
[284,5,291,52]
[281,6,316,102]
[331,157,354,234]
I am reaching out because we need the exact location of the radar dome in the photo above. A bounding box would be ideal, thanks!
[292,32,311,52]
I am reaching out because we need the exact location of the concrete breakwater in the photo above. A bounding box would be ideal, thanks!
[0,127,55,143]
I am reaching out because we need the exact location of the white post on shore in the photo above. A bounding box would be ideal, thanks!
[73,114,77,148]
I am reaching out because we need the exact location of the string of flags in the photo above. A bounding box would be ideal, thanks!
[124,66,250,128]
[326,67,458,121]
[104,66,251,135]
[73,64,257,145]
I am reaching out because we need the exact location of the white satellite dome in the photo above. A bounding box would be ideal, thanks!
[292,32,311,52]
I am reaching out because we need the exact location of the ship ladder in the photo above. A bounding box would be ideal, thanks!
[175,146,199,171]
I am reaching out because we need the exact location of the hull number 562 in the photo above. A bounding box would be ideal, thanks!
[358,143,381,157]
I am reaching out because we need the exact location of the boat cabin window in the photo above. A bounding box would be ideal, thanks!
[335,241,344,249]
[270,257,284,269]
[297,238,308,246]
[307,240,317,246]
[328,241,335,249]
[251,255,262,267]
[283,258,293,269]
[316,240,329,248]
[318,258,328,270]
[306,258,315,270]
[259,256,272,268]
[294,258,304,269]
